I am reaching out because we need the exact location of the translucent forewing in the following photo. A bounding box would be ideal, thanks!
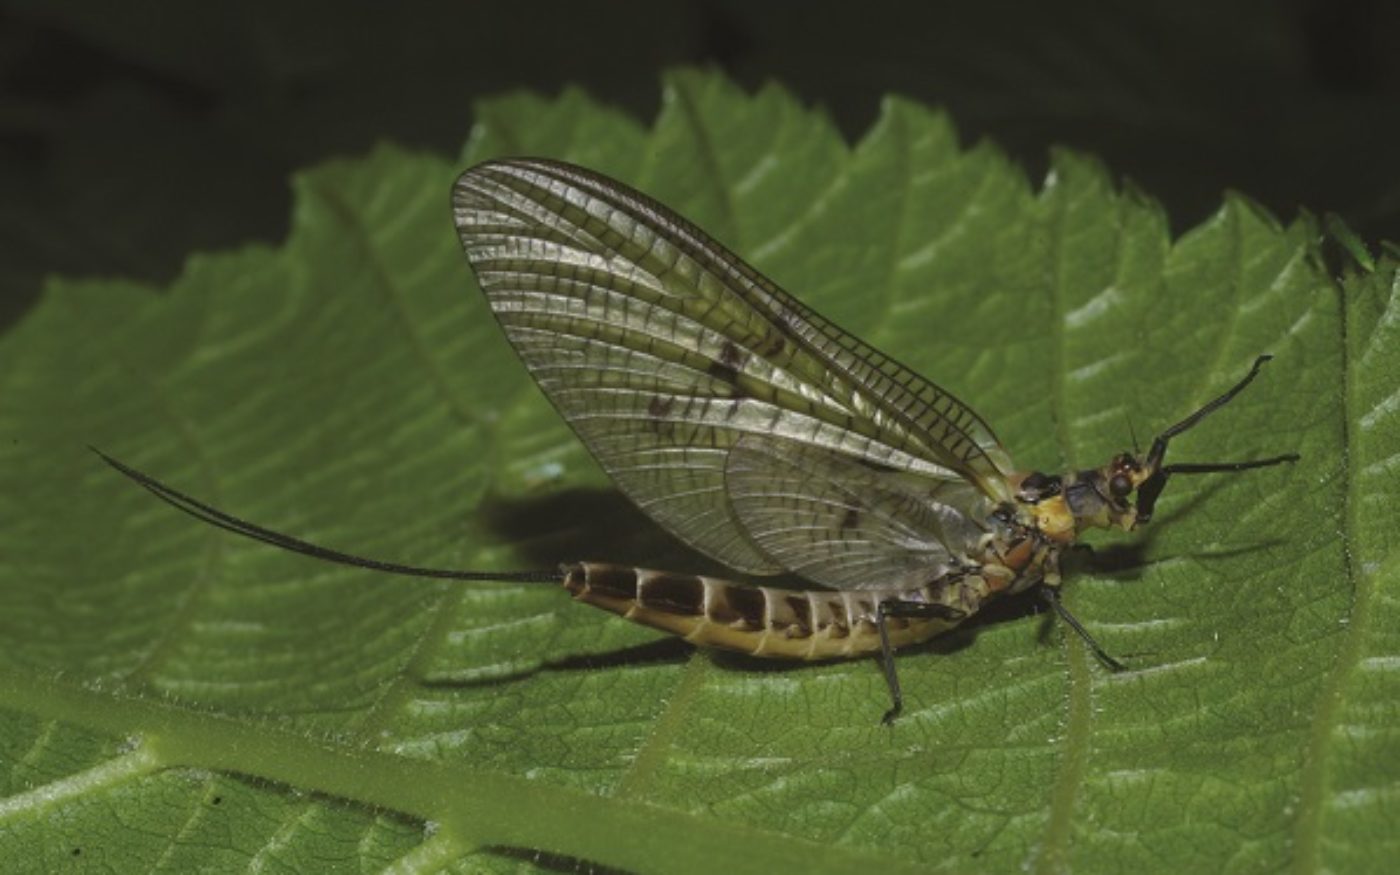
[724,435,990,589]
[452,159,1014,587]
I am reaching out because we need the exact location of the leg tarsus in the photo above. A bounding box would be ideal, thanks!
[874,599,969,724]
[875,601,903,726]
[1041,587,1126,672]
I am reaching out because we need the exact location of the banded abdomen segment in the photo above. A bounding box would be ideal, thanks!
[562,562,973,660]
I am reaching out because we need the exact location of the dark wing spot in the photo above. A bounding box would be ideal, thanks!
[648,395,675,418]
[840,508,861,532]
[774,305,800,331]
[855,457,899,474]
[707,341,750,395]
[640,572,705,615]
[706,359,739,386]
[756,331,787,357]
[646,396,678,436]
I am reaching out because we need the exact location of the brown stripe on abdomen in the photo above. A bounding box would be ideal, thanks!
[707,583,766,631]
[567,563,638,600]
[563,562,977,660]
[638,571,706,615]
[768,594,814,639]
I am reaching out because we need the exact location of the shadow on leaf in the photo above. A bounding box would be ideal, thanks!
[449,483,1294,686]
[485,845,629,875]
[470,486,752,581]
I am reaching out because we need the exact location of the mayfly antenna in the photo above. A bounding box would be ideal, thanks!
[90,447,564,584]
[1135,356,1300,521]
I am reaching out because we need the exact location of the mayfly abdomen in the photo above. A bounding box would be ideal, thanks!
[563,562,972,660]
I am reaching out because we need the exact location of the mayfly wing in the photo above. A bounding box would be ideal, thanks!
[453,158,1015,581]
[724,434,990,590]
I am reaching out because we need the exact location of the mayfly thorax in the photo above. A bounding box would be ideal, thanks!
[98,158,1299,723]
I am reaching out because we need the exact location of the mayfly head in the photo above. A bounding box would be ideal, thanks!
[1062,451,1151,532]
[1066,355,1299,533]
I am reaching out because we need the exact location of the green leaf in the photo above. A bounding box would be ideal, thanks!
[1,68,1396,873]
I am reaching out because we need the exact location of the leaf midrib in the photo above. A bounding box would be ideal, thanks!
[1035,161,1093,875]
[0,666,928,875]
[1289,264,1371,873]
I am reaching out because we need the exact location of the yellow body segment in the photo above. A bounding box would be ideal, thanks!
[1026,494,1077,545]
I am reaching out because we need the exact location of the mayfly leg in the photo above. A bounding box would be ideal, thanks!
[876,598,968,724]
[1041,588,1126,671]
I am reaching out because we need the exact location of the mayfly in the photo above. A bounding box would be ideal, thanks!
[98,158,1299,723]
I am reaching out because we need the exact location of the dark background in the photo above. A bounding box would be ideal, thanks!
[4,0,1397,333]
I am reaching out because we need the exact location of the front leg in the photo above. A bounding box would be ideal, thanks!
[1040,587,1126,671]
[875,599,968,725]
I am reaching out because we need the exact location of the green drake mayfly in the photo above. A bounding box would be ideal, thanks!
[99,158,1299,722]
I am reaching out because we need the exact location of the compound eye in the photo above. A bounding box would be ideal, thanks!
[1109,473,1133,499]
